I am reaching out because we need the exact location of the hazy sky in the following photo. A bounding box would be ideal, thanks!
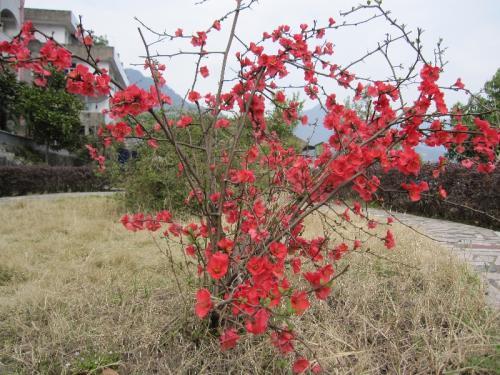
[25,1,500,109]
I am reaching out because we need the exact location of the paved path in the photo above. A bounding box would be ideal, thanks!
[369,209,500,308]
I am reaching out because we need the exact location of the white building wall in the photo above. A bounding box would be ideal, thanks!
[0,0,21,41]
[33,24,67,44]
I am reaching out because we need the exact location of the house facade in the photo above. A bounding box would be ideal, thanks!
[0,0,21,42]
[301,142,324,159]
[0,1,128,136]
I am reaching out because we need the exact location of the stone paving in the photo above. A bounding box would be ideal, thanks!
[368,209,500,308]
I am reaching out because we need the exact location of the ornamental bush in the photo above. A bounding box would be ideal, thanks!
[109,140,191,213]
[2,1,498,373]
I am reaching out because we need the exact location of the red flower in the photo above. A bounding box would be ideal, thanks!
[39,40,72,71]
[220,328,239,351]
[401,181,429,202]
[107,121,131,142]
[188,90,201,102]
[293,358,310,374]
[303,265,333,300]
[207,251,229,280]
[439,186,448,199]
[291,291,310,315]
[95,73,111,95]
[275,91,286,103]
[66,64,97,96]
[384,230,395,249]
[245,308,270,335]
[156,210,172,223]
[271,330,294,354]
[269,242,287,260]
[461,159,473,169]
[177,115,193,128]
[478,162,495,173]
[147,139,159,149]
[135,125,145,137]
[215,118,231,128]
[291,257,301,274]
[191,31,207,47]
[246,256,268,277]
[175,28,183,37]
[168,223,182,236]
[195,288,212,319]
[212,20,222,31]
[83,35,93,46]
[231,169,255,184]
[200,66,209,78]
[453,78,465,89]
[217,237,234,252]
[253,199,266,217]
[110,84,154,118]
[185,244,196,257]
[396,147,421,176]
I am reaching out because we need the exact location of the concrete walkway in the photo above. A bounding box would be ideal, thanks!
[368,209,500,308]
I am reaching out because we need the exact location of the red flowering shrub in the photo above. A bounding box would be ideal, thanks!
[2,2,498,372]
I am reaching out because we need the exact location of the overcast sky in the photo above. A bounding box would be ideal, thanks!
[25,1,500,110]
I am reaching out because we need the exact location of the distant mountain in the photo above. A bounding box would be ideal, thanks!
[294,104,446,162]
[125,68,186,108]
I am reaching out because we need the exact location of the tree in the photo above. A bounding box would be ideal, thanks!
[93,34,109,46]
[1,3,498,372]
[0,69,22,131]
[266,92,304,148]
[16,69,84,163]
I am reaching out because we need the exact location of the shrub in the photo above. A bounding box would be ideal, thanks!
[0,165,108,196]
[109,142,190,213]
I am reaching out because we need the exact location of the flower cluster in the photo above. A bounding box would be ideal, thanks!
[66,64,111,96]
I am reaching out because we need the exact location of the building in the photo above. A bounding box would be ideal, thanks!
[301,142,324,159]
[0,1,129,135]
[0,0,24,135]
[0,0,21,42]
[24,7,129,135]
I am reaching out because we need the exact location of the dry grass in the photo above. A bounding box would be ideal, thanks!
[0,197,498,374]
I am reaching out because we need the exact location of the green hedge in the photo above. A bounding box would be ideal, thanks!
[0,166,108,196]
